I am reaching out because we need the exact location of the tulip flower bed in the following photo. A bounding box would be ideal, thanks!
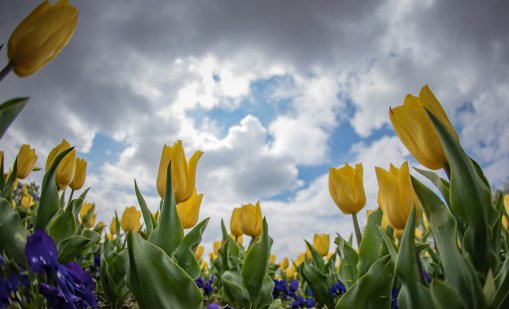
[2,1,509,309]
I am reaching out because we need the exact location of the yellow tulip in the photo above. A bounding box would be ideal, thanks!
[312,233,330,257]
[106,233,115,241]
[21,195,33,209]
[239,201,263,237]
[294,253,306,267]
[329,163,366,214]
[70,157,87,190]
[230,234,244,245]
[0,151,3,169]
[230,207,243,237]
[16,144,37,179]
[156,140,203,203]
[80,202,96,228]
[110,217,117,234]
[46,139,76,189]
[503,195,509,229]
[7,0,78,77]
[176,189,203,229]
[195,245,204,260]
[120,206,141,232]
[279,257,289,270]
[96,221,105,230]
[213,241,222,255]
[286,267,296,279]
[390,85,459,170]
[375,161,421,230]
[270,255,276,264]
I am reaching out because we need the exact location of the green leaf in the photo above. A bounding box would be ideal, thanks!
[430,280,467,309]
[34,147,73,230]
[412,176,485,307]
[242,218,273,308]
[336,234,359,288]
[222,266,251,308]
[357,208,383,277]
[301,261,335,308]
[134,179,153,235]
[426,109,493,275]
[101,241,129,309]
[483,270,496,306]
[414,167,450,206]
[305,240,325,272]
[47,204,77,245]
[57,233,99,263]
[0,97,29,139]
[379,227,398,263]
[336,255,394,309]
[492,256,509,308]
[126,232,203,309]
[174,218,209,280]
[0,197,28,263]
[148,161,183,257]
[395,206,430,309]
[71,187,90,225]
[1,158,17,198]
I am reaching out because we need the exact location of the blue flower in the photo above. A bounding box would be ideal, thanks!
[272,279,289,299]
[0,256,29,307]
[206,304,220,309]
[423,271,431,284]
[291,295,315,308]
[25,229,59,273]
[195,276,214,296]
[329,280,346,296]
[391,288,399,309]
[289,279,299,294]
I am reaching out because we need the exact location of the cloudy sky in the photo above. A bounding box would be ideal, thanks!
[1,0,508,259]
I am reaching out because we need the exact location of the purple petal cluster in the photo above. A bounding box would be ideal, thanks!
[391,288,399,309]
[272,279,315,308]
[0,256,29,307]
[195,275,214,296]
[25,230,97,308]
[329,280,346,296]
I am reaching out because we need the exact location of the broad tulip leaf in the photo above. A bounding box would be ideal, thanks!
[149,161,183,257]
[134,179,153,235]
[336,234,359,288]
[357,208,383,277]
[174,218,209,280]
[35,147,73,230]
[126,232,203,309]
[395,207,430,309]
[492,256,509,308]
[430,280,467,309]
[412,176,484,307]
[414,167,450,206]
[222,266,251,308]
[301,261,335,308]
[71,187,90,225]
[101,241,129,309]
[1,158,17,198]
[0,197,28,263]
[426,109,493,275]
[379,227,398,262]
[0,97,29,140]
[57,233,99,263]
[305,240,325,272]
[242,218,273,308]
[336,255,394,309]
[47,204,77,245]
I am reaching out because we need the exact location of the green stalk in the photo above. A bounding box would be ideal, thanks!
[352,212,362,248]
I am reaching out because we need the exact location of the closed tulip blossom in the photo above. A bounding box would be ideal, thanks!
[176,189,203,229]
[70,157,87,190]
[239,201,263,237]
[313,233,330,257]
[195,245,204,260]
[80,203,96,228]
[156,140,203,203]
[390,85,459,170]
[329,163,366,247]
[230,207,243,238]
[375,161,421,231]
[16,144,37,179]
[6,0,78,78]
[120,206,141,232]
[45,139,76,189]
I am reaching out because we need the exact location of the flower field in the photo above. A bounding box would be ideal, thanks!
[1,1,509,309]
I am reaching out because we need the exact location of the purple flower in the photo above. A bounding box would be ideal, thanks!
[329,280,346,296]
[391,288,399,309]
[289,279,299,293]
[206,304,221,309]
[291,295,315,308]
[195,276,213,296]
[423,271,431,284]
[25,229,59,273]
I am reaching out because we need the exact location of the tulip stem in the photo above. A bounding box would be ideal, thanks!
[443,163,451,180]
[0,61,14,82]
[68,189,75,206]
[352,213,362,248]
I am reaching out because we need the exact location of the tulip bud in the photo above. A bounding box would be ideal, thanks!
[390,85,459,170]
[286,267,296,279]
[80,202,96,228]
[8,0,78,77]
[270,255,276,264]
[16,144,37,179]
[294,253,306,267]
[230,207,243,237]
[21,195,33,209]
[106,233,115,241]
[70,157,87,190]
[46,139,76,189]
[503,195,509,230]
[239,201,263,237]
[176,189,203,229]
[213,241,222,255]
[329,163,366,214]
[375,161,421,230]
[279,257,289,270]
[156,140,203,203]
[312,233,330,257]
[195,245,204,260]
[120,206,141,232]
[109,217,117,235]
